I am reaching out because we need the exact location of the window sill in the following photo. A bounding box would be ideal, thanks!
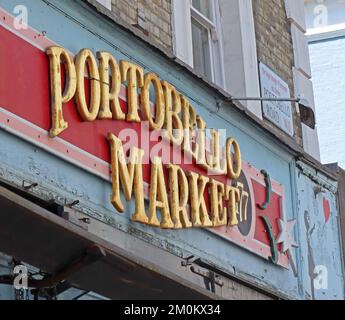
[307,23,345,42]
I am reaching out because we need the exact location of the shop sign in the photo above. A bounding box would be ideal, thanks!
[0,7,297,271]
[259,62,294,136]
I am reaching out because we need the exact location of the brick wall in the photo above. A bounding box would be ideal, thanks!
[110,0,172,50]
[101,0,302,144]
[252,0,302,144]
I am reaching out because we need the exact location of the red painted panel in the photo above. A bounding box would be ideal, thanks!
[0,25,229,185]
[0,22,288,266]
[0,26,51,130]
[252,180,282,247]
[323,197,331,224]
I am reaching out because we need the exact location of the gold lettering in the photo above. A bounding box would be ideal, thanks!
[148,157,174,228]
[226,186,240,226]
[182,96,198,159]
[46,46,76,137]
[75,49,101,121]
[46,46,250,233]
[141,73,165,130]
[162,81,184,146]
[97,52,125,120]
[195,116,208,168]
[107,133,148,224]
[120,61,144,123]
[226,137,242,180]
[188,172,212,227]
[237,182,249,222]
[167,164,192,229]
[210,179,227,227]
[208,129,227,174]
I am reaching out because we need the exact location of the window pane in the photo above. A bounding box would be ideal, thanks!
[192,0,212,20]
[191,18,212,80]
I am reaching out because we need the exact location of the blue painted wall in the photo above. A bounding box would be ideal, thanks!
[309,36,345,169]
[295,162,344,300]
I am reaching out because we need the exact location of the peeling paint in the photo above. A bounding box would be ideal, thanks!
[304,210,316,300]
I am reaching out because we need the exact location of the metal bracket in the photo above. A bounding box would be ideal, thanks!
[181,255,195,267]
[190,266,223,294]
[22,181,38,190]
[190,266,223,286]
[62,209,90,231]
[66,200,80,208]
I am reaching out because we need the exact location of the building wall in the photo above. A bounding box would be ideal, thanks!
[305,0,345,168]
[108,0,173,50]
[252,0,303,145]
[253,0,295,103]
[98,0,308,148]
[309,36,345,168]
[0,0,340,299]
[337,167,345,274]
[295,161,344,299]
[0,0,342,300]
[93,0,325,160]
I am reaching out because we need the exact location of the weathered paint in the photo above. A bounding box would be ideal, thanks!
[295,161,344,299]
[0,13,289,265]
[337,168,345,265]
[0,0,343,299]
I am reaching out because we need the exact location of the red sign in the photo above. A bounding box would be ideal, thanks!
[0,7,291,268]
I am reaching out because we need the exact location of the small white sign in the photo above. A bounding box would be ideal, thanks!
[259,62,294,136]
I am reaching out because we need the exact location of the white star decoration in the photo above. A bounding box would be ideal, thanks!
[276,219,299,276]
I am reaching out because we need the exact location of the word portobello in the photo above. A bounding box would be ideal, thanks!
[47,46,246,229]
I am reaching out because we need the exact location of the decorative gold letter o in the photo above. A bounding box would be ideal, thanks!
[141,73,165,130]
[226,137,242,180]
[75,49,101,121]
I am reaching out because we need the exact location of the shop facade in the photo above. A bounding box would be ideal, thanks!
[0,0,344,300]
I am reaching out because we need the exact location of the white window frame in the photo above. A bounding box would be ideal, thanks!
[173,0,225,88]
[306,22,345,41]
[173,0,262,118]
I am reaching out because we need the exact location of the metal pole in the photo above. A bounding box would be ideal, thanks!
[230,97,300,103]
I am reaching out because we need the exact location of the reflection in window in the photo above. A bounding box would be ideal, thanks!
[191,17,212,80]
[192,0,212,21]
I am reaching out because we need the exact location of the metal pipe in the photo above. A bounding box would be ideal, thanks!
[230,97,300,103]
